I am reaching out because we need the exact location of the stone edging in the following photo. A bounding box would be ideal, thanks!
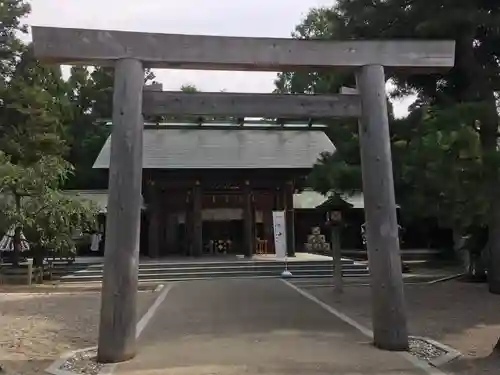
[427,273,466,284]
[411,335,462,367]
[45,347,80,375]
[45,346,114,375]
[45,284,172,375]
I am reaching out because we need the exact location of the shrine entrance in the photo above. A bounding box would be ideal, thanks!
[32,25,455,360]
[203,219,242,255]
[94,131,316,259]
[199,196,247,257]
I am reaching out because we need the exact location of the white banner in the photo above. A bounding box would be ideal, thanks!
[272,211,287,259]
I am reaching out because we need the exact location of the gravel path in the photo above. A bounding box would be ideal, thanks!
[0,290,158,375]
[298,280,500,374]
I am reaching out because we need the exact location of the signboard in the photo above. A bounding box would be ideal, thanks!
[272,211,287,259]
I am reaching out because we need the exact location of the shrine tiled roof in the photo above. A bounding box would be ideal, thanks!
[93,126,335,170]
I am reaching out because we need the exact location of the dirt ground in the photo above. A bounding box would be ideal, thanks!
[299,279,500,374]
[0,288,159,375]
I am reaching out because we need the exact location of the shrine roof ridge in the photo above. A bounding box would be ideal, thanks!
[93,127,335,170]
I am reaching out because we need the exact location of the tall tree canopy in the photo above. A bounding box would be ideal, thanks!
[0,152,98,265]
[0,46,70,165]
[277,3,497,280]
[0,2,69,165]
[0,1,97,267]
[277,1,500,349]
[332,0,500,293]
[0,0,30,80]
[64,67,157,188]
[64,66,114,188]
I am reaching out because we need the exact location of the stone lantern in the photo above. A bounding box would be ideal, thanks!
[321,195,353,293]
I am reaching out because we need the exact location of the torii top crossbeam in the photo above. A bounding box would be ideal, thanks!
[32,27,455,72]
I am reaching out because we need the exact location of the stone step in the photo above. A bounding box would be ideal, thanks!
[342,248,441,261]
[54,257,370,283]
[58,273,371,284]
[60,269,370,283]
[52,258,356,271]
[56,263,367,277]
[60,269,370,281]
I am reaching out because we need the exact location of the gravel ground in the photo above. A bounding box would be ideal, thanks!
[0,289,158,375]
[61,348,103,375]
[408,337,446,362]
[299,280,500,374]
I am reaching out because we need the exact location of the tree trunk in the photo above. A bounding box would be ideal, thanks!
[455,33,500,292]
[12,226,21,266]
[12,194,22,266]
[452,228,468,272]
[479,94,500,294]
[330,225,343,294]
[33,245,44,268]
[488,203,500,293]
[470,248,487,281]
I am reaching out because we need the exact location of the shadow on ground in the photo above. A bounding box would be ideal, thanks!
[446,351,500,374]
[297,280,500,375]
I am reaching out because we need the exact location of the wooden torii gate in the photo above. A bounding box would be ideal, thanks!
[32,27,455,363]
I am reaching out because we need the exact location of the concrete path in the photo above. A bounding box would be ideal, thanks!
[116,279,427,375]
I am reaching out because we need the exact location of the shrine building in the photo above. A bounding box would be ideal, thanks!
[93,122,335,258]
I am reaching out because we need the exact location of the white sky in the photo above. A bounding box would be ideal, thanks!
[26,0,415,117]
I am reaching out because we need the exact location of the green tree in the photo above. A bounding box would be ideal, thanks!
[0,2,98,268]
[0,152,97,266]
[330,0,500,294]
[0,0,30,81]
[394,106,487,235]
[65,67,157,188]
[279,5,490,264]
[279,2,500,350]
[0,4,68,165]
[0,45,70,164]
[64,67,112,189]
[180,84,198,93]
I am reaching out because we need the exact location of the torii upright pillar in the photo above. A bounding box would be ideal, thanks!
[356,65,408,351]
[97,58,144,363]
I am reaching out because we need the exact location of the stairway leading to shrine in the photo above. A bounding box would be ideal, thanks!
[53,257,369,283]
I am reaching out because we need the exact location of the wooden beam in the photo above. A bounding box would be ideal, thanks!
[143,124,328,131]
[165,213,177,254]
[147,185,161,259]
[192,182,203,257]
[97,58,144,363]
[142,91,361,118]
[184,192,193,256]
[356,65,408,350]
[144,83,163,92]
[340,86,359,95]
[32,26,455,71]
[330,225,344,294]
[263,209,275,254]
[242,181,254,258]
[284,181,296,257]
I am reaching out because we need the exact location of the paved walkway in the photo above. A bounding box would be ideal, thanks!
[116,279,428,375]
